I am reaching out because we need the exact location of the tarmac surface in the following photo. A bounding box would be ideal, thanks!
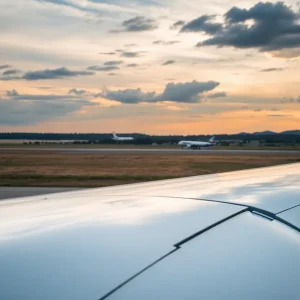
[1,147,300,155]
[0,187,82,200]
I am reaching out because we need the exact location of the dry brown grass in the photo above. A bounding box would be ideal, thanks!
[0,151,299,187]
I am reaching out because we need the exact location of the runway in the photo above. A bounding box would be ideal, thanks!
[0,187,82,200]
[1,147,300,155]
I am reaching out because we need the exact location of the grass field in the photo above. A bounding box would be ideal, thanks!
[1,151,299,187]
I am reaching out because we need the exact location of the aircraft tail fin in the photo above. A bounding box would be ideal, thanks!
[209,136,215,143]
[112,132,118,139]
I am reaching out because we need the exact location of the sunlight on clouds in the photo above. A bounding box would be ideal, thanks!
[0,0,300,133]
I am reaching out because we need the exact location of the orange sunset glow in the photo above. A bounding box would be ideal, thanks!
[0,0,300,134]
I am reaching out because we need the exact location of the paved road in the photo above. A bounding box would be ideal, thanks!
[0,187,82,200]
[1,147,300,155]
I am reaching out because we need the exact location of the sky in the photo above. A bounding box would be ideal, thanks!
[0,0,300,134]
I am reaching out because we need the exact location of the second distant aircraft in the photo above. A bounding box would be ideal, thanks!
[112,133,134,142]
[178,136,216,149]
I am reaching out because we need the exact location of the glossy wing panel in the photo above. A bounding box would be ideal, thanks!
[108,212,300,300]
[0,195,244,300]
[277,205,300,229]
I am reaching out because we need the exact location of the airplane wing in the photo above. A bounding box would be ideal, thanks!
[0,163,299,300]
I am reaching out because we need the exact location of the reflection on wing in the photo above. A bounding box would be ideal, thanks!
[0,163,299,300]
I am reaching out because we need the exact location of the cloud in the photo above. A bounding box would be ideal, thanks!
[162,60,175,65]
[120,50,145,57]
[181,15,222,34]
[260,68,284,72]
[3,69,20,76]
[99,80,220,103]
[87,65,119,71]
[99,52,117,55]
[6,92,89,102]
[124,43,137,47]
[281,96,300,103]
[119,16,157,32]
[207,92,227,98]
[127,63,139,67]
[170,20,185,30]
[0,64,12,70]
[159,81,219,103]
[69,88,87,95]
[24,67,94,80]
[34,0,137,15]
[153,40,181,45]
[103,60,123,66]
[1,90,96,125]
[6,89,19,97]
[192,2,300,56]
[267,114,292,117]
[100,88,156,103]
[0,67,95,81]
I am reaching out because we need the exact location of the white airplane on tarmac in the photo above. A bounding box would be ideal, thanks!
[112,132,134,142]
[178,136,216,149]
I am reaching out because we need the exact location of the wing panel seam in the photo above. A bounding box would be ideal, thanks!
[174,208,248,248]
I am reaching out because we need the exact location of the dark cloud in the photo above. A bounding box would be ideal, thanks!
[162,60,175,65]
[69,88,87,95]
[207,92,227,98]
[87,65,119,71]
[181,15,222,34]
[194,2,300,55]
[23,67,94,80]
[0,64,12,70]
[153,40,181,45]
[267,114,292,117]
[99,88,156,103]
[100,80,220,103]
[3,69,20,76]
[170,20,185,30]
[261,68,284,72]
[0,67,95,81]
[127,63,139,67]
[6,89,19,97]
[120,50,145,57]
[159,80,219,103]
[103,60,123,66]
[120,16,157,32]
[99,52,116,55]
